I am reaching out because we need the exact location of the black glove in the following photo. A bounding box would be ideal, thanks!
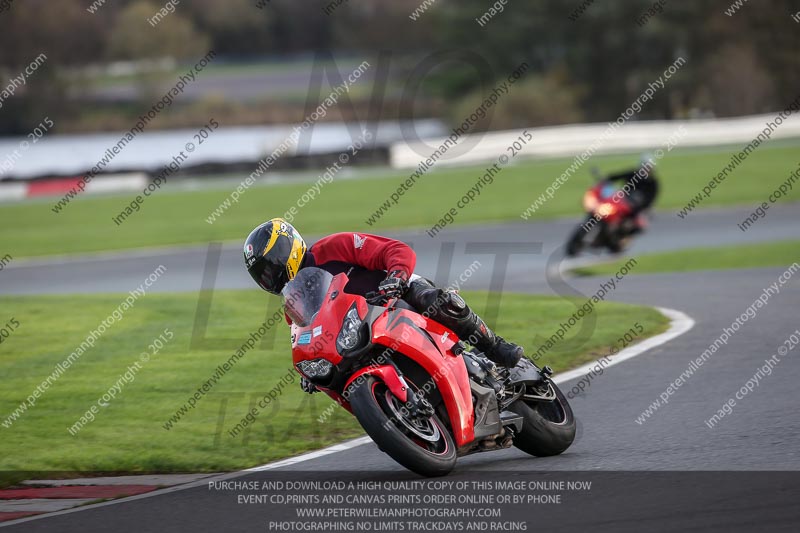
[300,376,318,394]
[378,270,408,299]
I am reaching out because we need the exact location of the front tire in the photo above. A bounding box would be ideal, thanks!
[565,221,587,257]
[348,375,457,477]
[511,381,576,457]
[566,216,599,257]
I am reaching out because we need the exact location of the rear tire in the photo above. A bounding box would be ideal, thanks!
[348,376,457,477]
[511,381,576,457]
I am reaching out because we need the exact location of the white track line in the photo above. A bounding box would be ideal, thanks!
[245,437,373,472]
[1,308,692,528]
[553,307,694,385]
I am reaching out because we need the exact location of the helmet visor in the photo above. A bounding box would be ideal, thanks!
[248,257,288,295]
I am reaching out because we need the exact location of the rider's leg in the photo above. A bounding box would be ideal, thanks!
[403,278,523,368]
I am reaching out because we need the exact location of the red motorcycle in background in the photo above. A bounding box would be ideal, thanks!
[566,176,646,257]
[283,267,575,477]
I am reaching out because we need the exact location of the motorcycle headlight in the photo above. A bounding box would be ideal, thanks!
[597,202,614,218]
[296,358,333,379]
[583,191,598,211]
[337,305,364,353]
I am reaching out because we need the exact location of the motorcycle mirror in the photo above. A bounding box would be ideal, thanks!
[590,166,603,181]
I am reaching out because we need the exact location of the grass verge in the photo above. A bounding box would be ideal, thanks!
[571,240,800,276]
[1,142,798,258]
[0,289,668,478]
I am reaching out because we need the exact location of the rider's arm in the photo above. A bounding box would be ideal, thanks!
[310,233,416,278]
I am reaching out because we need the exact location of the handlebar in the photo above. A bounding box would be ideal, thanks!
[365,291,399,307]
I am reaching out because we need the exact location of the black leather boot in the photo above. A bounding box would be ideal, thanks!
[464,316,523,369]
[485,337,524,368]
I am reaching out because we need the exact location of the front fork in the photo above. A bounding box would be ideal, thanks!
[345,363,435,420]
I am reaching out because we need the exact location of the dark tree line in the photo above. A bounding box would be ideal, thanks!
[0,0,797,134]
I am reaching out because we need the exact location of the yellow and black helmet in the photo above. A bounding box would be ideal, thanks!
[243,218,307,294]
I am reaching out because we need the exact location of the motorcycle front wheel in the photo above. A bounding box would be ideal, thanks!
[566,216,598,257]
[348,375,457,477]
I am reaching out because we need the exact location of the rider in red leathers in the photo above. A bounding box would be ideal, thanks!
[243,219,524,392]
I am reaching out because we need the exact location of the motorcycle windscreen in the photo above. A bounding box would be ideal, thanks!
[281,267,334,327]
[600,183,618,199]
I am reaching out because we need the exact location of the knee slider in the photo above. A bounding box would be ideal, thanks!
[439,291,469,320]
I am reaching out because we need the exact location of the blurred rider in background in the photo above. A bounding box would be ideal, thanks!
[604,154,660,234]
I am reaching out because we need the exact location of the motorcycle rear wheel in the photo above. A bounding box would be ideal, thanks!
[511,381,576,457]
[348,375,457,477]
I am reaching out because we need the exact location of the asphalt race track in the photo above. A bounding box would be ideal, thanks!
[2,203,799,532]
[1,204,798,296]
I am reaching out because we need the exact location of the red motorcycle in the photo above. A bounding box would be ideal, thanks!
[284,267,575,477]
[566,174,650,257]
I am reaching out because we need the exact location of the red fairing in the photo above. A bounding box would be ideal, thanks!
[290,273,359,368]
[310,233,416,278]
[370,309,475,447]
[288,268,475,449]
[585,183,634,224]
[345,365,409,403]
